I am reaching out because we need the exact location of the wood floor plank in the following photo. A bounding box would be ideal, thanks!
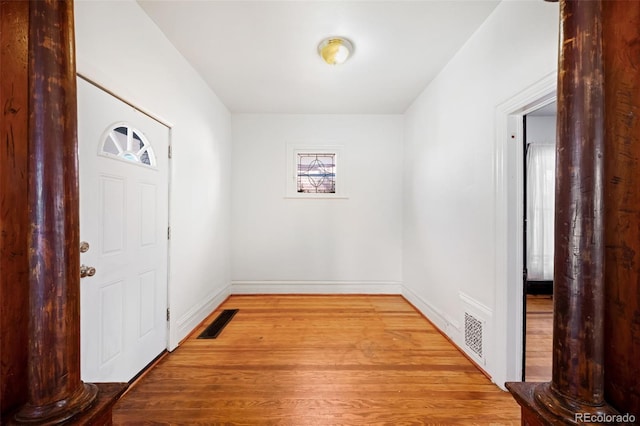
[113,295,520,424]
[525,295,553,382]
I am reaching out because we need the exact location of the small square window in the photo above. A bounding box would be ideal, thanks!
[286,145,346,198]
[297,153,336,193]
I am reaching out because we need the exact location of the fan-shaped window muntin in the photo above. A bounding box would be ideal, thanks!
[99,124,156,168]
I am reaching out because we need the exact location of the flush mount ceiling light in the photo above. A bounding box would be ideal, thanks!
[318,37,354,65]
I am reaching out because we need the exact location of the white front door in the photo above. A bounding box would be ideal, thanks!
[78,77,169,382]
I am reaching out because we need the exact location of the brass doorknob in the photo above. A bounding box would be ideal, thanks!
[80,264,96,278]
[80,241,90,253]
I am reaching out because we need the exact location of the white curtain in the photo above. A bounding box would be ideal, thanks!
[526,143,555,281]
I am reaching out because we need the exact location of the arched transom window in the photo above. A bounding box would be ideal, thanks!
[99,124,156,167]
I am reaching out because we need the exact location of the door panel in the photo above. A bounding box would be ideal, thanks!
[78,77,169,382]
[101,176,126,254]
[140,183,157,247]
[139,270,157,336]
[100,280,124,364]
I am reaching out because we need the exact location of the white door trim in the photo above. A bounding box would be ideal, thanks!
[493,71,557,389]
[77,73,174,129]
[77,74,175,354]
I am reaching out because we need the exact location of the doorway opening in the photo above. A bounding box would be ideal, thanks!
[493,71,556,388]
[522,104,556,382]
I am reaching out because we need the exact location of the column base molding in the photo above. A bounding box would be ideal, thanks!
[507,382,626,426]
[13,383,98,424]
[10,383,127,425]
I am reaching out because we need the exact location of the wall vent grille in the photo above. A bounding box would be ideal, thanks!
[464,312,483,359]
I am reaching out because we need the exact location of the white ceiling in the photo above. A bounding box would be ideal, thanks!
[138,0,501,114]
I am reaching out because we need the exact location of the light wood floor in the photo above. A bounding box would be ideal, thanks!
[524,295,553,382]
[113,295,521,425]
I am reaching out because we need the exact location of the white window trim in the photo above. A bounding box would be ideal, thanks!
[285,144,348,199]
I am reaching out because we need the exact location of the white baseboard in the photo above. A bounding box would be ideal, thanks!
[459,291,493,318]
[230,281,402,295]
[403,285,496,384]
[171,285,230,350]
[459,291,494,370]
[401,285,461,335]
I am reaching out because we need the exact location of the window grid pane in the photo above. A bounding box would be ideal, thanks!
[297,153,336,193]
[99,124,156,167]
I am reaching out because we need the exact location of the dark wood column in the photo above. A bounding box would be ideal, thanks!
[507,0,619,423]
[14,0,98,422]
[603,0,640,419]
[1,0,31,415]
[539,0,607,408]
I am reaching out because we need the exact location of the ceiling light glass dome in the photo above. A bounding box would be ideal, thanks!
[318,37,354,65]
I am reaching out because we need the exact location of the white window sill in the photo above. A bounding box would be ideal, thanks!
[284,194,349,200]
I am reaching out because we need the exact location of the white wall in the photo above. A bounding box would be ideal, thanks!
[402,0,559,385]
[74,0,232,348]
[231,114,403,293]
